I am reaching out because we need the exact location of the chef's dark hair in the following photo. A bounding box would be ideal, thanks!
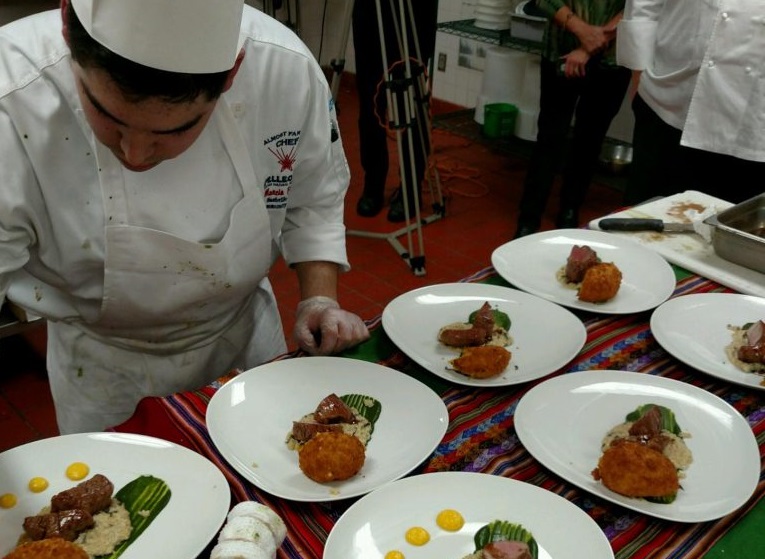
[65,2,229,103]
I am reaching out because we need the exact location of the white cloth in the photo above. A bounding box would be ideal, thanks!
[617,0,765,162]
[0,7,351,432]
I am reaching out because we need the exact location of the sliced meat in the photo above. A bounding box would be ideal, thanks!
[565,245,599,283]
[483,540,533,559]
[51,473,113,515]
[471,302,495,334]
[640,433,672,453]
[611,433,671,454]
[738,345,765,364]
[438,326,493,347]
[438,302,495,347]
[291,420,344,443]
[746,320,765,347]
[628,405,662,438]
[739,320,765,364]
[313,393,356,424]
[23,509,94,541]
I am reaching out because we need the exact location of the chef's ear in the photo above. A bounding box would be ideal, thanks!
[61,0,70,46]
[222,49,245,93]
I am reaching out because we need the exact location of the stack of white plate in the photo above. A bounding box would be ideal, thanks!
[474,0,512,30]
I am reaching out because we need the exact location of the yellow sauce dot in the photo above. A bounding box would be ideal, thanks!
[384,551,405,559]
[436,508,465,532]
[0,493,18,509]
[28,477,49,493]
[404,526,430,546]
[66,462,90,481]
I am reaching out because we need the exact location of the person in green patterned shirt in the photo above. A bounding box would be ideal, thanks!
[513,0,630,239]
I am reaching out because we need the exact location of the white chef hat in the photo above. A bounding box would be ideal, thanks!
[70,0,246,74]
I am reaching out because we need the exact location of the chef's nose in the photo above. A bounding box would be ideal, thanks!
[119,130,155,166]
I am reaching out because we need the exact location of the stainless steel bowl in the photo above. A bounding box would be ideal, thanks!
[704,193,765,274]
[599,143,633,174]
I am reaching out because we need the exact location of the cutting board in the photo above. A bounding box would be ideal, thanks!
[589,190,765,298]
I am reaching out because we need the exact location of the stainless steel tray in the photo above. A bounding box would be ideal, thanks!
[705,193,765,274]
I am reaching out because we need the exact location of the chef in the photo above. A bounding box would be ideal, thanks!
[0,0,369,434]
[616,0,765,204]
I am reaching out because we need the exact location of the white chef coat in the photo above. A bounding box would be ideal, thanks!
[617,0,765,162]
[0,7,351,432]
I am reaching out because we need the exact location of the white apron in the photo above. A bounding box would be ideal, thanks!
[47,102,287,434]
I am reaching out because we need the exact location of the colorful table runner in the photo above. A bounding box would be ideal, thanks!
[112,267,765,559]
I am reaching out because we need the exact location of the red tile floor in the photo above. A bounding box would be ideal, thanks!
[0,75,625,452]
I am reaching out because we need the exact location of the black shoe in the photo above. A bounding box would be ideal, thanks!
[387,187,420,223]
[356,194,384,217]
[513,223,538,240]
[555,207,579,229]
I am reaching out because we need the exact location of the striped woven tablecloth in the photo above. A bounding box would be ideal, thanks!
[112,267,765,559]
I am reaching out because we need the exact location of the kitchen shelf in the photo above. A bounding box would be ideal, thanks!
[437,19,544,54]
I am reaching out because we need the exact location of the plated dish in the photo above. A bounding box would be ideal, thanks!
[382,283,587,387]
[0,433,229,559]
[651,293,765,391]
[491,229,676,314]
[206,357,449,502]
[323,471,614,559]
[515,370,760,522]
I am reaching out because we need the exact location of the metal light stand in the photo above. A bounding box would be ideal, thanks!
[329,0,355,103]
[338,0,444,276]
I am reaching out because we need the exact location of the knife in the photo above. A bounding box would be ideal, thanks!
[599,218,696,233]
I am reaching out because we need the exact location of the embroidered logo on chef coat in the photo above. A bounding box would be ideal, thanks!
[263,129,300,209]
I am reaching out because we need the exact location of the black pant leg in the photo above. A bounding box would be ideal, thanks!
[624,94,686,205]
[560,65,631,210]
[518,58,579,226]
[353,1,390,195]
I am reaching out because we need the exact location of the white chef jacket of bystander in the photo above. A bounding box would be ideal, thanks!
[617,0,765,162]
[0,7,351,432]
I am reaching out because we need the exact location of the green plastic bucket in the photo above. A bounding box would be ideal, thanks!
[483,103,518,139]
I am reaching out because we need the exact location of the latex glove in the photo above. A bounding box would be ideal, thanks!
[293,296,370,355]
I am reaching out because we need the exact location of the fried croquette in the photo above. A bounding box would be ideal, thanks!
[298,431,366,483]
[593,440,679,498]
[3,538,88,559]
[449,345,512,378]
[578,262,622,303]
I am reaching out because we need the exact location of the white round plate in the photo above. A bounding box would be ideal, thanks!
[206,357,448,502]
[382,283,587,387]
[491,229,677,314]
[515,370,760,522]
[0,433,229,558]
[323,471,614,559]
[473,18,510,30]
[478,0,512,8]
[475,6,510,16]
[651,293,765,390]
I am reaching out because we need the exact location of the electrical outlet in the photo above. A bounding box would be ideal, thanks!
[437,53,447,72]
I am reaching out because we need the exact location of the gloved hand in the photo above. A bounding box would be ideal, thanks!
[293,296,370,355]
